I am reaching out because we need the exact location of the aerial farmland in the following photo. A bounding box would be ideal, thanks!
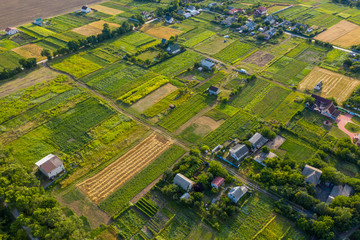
[1,0,360,239]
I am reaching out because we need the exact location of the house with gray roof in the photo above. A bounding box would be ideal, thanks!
[166,44,180,54]
[201,59,215,69]
[248,133,268,149]
[174,173,194,192]
[302,165,322,186]
[35,154,65,179]
[229,144,249,161]
[326,184,353,204]
[228,185,248,203]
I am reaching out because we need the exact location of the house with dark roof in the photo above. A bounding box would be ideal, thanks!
[201,59,215,69]
[35,154,65,179]
[211,177,225,189]
[81,6,91,13]
[245,21,257,31]
[165,16,174,24]
[5,27,18,36]
[265,15,275,25]
[302,165,322,186]
[166,44,180,54]
[174,173,194,192]
[208,86,220,95]
[314,81,323,91]
[311,94,340,120]
[221,17,237,26]
[229,144,249,161]
[326,184,353,204]
[248,133,268,149]
[228,185,248,203]
[255,6,267,16]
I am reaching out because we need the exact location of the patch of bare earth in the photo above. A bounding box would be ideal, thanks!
[242,50,274,66]
[243,50,264,63]
[132,83,177,113]
[0,67,59,98]
[193,116,224,135]
[266,135,286,149]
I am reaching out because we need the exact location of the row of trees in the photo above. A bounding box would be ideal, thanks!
[0,57,37,81]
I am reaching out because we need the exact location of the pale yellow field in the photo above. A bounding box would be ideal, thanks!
[91,5,124,15]
[314,20,360,47]
[298,66,360,103]
[89,20,120,30]
[77,133,172,204]
[141,24,182,39]
[72,25,102,37]
[12,43,45,61]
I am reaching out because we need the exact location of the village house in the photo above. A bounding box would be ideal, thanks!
[34,18,43,26]
[174,173,194,192]
[326,184,353,204]
[265,15,275,25]
[302,165,322,186]
[190,10,200,16]
[81,6,91,14]
[248,132,268,149]
[229,144,249,161]
[208,86,220,95]
[35,154,65,179]
[311,94,340,120]
[264,28,277,40]
[201,58,215,69]
[228,8,238,15]
[180,192,190,200]
[314,81,323,91]
[141,11,151,19]
[245,21,257,31]
[165,16,174,24]
[184,12,192,19]
[228,185,248,203]
[187,5,196,11]
[221,16,237,26]
[166,44,180,54]
[208,2,220,8]
[211,177,225,189]
[255,6,267,16]
[212,144,223,153]
[5,27,18,36]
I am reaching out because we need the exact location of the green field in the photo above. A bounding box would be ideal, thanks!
[0,51,23,70]
[51,54,102,78]
[0,39,20,50]
[194,35,234,55]
[182,30,215,47]
[159,94,213,132]
[215,41,256,64]
[19,24,57,38]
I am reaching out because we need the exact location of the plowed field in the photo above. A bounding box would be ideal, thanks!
[78,133,172,204]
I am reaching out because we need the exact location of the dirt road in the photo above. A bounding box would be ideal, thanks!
[0,0,106,29]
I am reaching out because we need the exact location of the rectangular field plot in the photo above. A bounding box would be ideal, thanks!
[319,48,348,72]
[215,41,257,64]
[150,51,203,77]
[51,54,102,78]
[0,39,19,50]
[81,48,120,66]
[277,136,315,161]
[91,5,124,15]
[202,109,258,148]
[194,35,234,55]
[0,51,23,70]
[82,62,153,98]
[181,29,215,47]
[119,32,157,47]
[314,20,360,48]
[159,94,212,132]
[298,66,360,103]
[12,43,45,61]
[140,23,182,39]
[19,24,56,38]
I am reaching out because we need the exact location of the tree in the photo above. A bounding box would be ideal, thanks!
[261,146,270,154]
[19,58,37,69]
[41,49,52,60]
[197,173,209,186]
[257,33,265,40]
[208,161,228,178]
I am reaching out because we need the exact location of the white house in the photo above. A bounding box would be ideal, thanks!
[35,154,65,179]
[208,86,220,95]
[5,27,19,36]
[256,6,267,16]
[201,59,215,69]
[229,144,249,161]
[228,185,248,203]
[81,6,91,13]
[174,173,194,192]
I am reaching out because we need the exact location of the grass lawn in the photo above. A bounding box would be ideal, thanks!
[345,122,360,133]
[194,35,234,55]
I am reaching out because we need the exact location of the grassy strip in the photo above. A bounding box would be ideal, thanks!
[99,145,186,216]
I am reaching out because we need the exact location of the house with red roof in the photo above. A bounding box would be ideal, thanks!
[5,27,18,36]
[228,8,238,15]
[211,177,225,189]
[255,6,267,16]
[35,154,65,179]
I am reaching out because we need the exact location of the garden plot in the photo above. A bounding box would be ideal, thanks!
[298,66,360,103]
[194,35,234,55]
[243,50,274,67]
[12,44,45,61]
[91,5,124,15]
[71,20,120,37]
[140,23,182,39]
[78,133,172,204]
[314,20,360,48]
[215,41,257,64]
[0,51,23,70]
[89,20,120,30]
[132,83,178,113]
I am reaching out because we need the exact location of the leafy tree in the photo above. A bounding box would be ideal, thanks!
[208,161,228,178]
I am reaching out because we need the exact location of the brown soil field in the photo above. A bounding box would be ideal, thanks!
[243,50,263,63]
[0,0,105,29]
[77,133,172,204]
[314,20,360,47]
[298,66,360,103]
[91,5,124,15]
[193,116,224,136]
[72,25,103,37]
[243,50,274,67]
[0,66,58,98]
[12,43,45,61]
[89,20,120,30]
[132,83,178,113]
[140,24,182,39]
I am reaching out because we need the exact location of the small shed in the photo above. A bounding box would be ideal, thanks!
[81,6,91,13]
[34,18,43,26]
[211,177,225,189]
[165,16,174,24]
[35,154,65,179]
[201,59,215,69]
[208,86,220,95]
[166,44,180,55]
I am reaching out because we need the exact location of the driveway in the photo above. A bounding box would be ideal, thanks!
[336,114,358,140]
